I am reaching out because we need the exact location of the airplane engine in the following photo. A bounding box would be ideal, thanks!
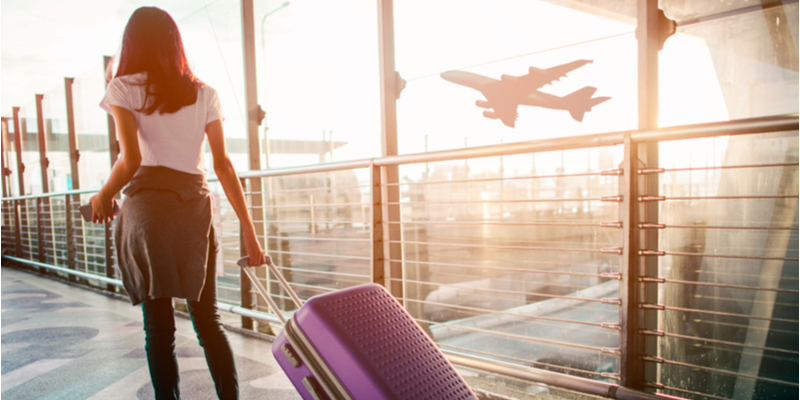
[483,111,499,119]
[475,100,491,108]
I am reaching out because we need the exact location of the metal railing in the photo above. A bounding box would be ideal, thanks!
[2,114,798,400]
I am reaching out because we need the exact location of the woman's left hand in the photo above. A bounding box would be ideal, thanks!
[89,192,117,224]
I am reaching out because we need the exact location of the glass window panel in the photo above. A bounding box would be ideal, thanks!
[17,100,42,195]
[179,0,248,172]
[397,146,624,380]
[41,84,72,192]
[3,117,19,198]
[659,3,798,127]
[73,64,111,191]
[395,0,637,155]
[254,0,380,169]
[656,130,799,399]
[661,0,765,22]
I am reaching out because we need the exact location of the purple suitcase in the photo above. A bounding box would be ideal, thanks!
[239,257,475,400]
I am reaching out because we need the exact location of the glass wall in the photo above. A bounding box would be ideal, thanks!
[394,0,637,155]
[72,64,112,191]
[659,1,798,126]
[179,0,249,172]
[254,0,381,169]
[41,84,72,193]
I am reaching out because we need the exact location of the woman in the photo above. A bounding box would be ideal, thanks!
[90,7,265,399]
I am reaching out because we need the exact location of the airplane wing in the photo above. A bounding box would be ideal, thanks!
[521,59,593,90]
[441,70,499,91]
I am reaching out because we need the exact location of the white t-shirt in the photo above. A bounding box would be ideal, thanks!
[100,72,223,175]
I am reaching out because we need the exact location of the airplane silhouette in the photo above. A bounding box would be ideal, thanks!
[440,60,610,128]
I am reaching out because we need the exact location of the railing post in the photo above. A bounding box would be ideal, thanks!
[35,94,49,194]
[1,117,10,198]
[65,193,77,283]
[377,0,404,299]
[65,77,80,190]
[620,0,664,391]
[36,197,47,274]
[239,178,254,331]
[104,219,115,293]
[370,162,385,287]
[103,56,120,168]
[36,95,54,276]
[241,0,271,335]
[14,200,22,258]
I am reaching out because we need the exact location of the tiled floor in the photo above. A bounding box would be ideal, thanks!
[1,267,302,400]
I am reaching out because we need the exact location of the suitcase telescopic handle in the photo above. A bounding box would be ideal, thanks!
[238,264,288,325]
[237,256,304,323]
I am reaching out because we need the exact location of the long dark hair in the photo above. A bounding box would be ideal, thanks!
[114,7,203,115]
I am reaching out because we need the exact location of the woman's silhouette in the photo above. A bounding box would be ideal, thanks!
[91,7,265,399]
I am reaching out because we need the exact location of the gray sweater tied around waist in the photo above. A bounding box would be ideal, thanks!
[114,166,217,306]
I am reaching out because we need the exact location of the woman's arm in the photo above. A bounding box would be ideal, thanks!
[206,119,266,267]
[90,105,141,223]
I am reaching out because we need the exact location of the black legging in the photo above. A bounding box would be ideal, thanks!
[141,258,238,399]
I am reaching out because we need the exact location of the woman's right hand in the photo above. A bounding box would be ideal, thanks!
[243,230,266,267]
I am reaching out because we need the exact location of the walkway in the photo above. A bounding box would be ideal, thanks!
[1,266,301,400]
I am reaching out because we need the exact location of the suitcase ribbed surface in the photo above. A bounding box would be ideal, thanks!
[323,286,473,400]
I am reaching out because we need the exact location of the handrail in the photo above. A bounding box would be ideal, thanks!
[445,352,661,400]
[2,115,796,200]
[1,254,285,324]
[2,252,661,400]
[2,188,99,202]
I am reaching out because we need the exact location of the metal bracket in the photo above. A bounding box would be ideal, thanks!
[256,105,266,126]
[635,8,676,50]
[74,150,81,162]
[600,168,623,176]
[601,247,623,255]
[2,167,10,177]
[600,221,622,228]
[638,223,665,229]
[602,347,621,356]
[600,372,621,381]
[20,162,25,173]
[638,250,665,256]
[395,71,406,100]
[601,195,623,202]
[601,272,622,280]
[638,303,665,310]
[637,168,664,175]
[639,329,665,337]
[601,322,621,331]
[640,355,664,364]
[638,195,665,202]
[639,276,665,283]
[602,297,622,306]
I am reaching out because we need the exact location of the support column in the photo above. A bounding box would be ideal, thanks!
[35,94,52,275]
[65,77,86,284]
[65,78,80,190]
[619,0,665,391]
[35,95,49,194]
[377,0,404,299]
[103,56,119,168]
[241,0,270,334]
[1,117,10,198]
[12,107,25,196]
[12,108,26,260]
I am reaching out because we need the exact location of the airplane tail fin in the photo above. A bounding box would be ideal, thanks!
[564,86,610,122]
